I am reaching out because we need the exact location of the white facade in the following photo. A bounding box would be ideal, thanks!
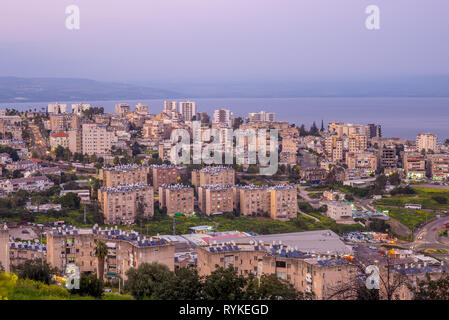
[416,133,437,153]
[82,123,114,156]
[179,101,196,121]
[48,103,67,114]
[212,108,234,127]
[248,111,275,122]
[71,103,91,116]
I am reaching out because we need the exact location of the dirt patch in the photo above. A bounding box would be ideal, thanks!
[389,218,411,238]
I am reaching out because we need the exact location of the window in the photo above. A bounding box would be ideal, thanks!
[276,261,286,268]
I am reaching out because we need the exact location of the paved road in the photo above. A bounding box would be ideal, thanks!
[414,216,449,248]
[297,186,320,208]
[299,150,317,169]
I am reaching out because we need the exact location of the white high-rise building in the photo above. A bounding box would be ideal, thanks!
[416,133,438,153]
[213,108,234,127]
[164,101,177,113]
[115,103,131,117]
[48,103,67,114]
[82,123,114,156]
[179,101,196,121]
[135,103,149,115]
[71,103,91,116]
[248,111,275,122]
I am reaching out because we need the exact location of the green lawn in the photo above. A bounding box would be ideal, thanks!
[377,206,436,230]
[137,213,364,237]
[5,278,134,300]
[374,187,449,211]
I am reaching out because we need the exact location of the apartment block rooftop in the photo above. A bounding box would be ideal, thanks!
[198,184,233,190]
[159,184,193,190]
[49,225,169,248]
[101,164,148,172]
[218,230,352,255]
[193,166,234,174]
[99,183,152,193]
[202,240,351,267]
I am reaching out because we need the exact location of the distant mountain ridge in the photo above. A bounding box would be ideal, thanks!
[0,77,184,103]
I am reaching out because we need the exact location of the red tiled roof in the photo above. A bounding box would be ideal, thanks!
[51,132,69,138]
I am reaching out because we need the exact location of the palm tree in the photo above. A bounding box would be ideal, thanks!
[94,240,108,280]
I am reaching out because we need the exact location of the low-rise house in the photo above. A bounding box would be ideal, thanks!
[60,190,91,202]
[6,159,40,172]
[0,176,54,193]
[323,201,354,224]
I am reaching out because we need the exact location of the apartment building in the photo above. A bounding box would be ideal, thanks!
[49,114,80,132]
[135,103,149,115]
[328,122,370,138]
[324,201,354,224]
[196,237,355,299]
[98,184,154,225]
[427,154,449,180]
[235,185,271,217]
[9,242,46,267]
[191,166,235,190]
[158,184,194,216]
[378,146,397,172]
[416,133,437,153]
[279,152,297,165]
[348,134,367,153]
[68,129,83,154]
[248,111,275,122]
[50,132,69,150]
[299,168,327,183]
[82,123,115,156]
[269,185,298,220]
[325,136,344,162]
[99,164,150,188]
[198,185,234,215]
[179,101,196,121]
[346,152,377,172]
[163,101,177,113]
[71,103,91,116]
[150,164,181,189]
[0,225,10,272]
[115,103,131,117]
[368,123,382,138]
[212,108,234,128]
[142,119,173,141]
[0,116,22,140]
[281,138,297,154]
[46,226,174,280]
[48,103,67,114]
[403,153,426,179]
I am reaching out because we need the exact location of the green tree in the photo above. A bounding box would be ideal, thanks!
[309,122,319,136]
[155,266,203,300]
[411,274,449,300]
[31,195,46,213]
[13,258,55,284]
[125,262,174,300]
[388,172,401,186]
[374,174,388,193]
[203,265,247,300]
[57,192,81,209]
[245,274,301,300]
[94,240,108,281]
[72,273,104,298]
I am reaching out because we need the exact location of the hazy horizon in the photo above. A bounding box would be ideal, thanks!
[1,0,448,84]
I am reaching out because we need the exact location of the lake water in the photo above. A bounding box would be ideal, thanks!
[1,97,448,140]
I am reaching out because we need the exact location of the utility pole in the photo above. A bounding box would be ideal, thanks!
[173,217,176,235]
[83,206,87,224]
